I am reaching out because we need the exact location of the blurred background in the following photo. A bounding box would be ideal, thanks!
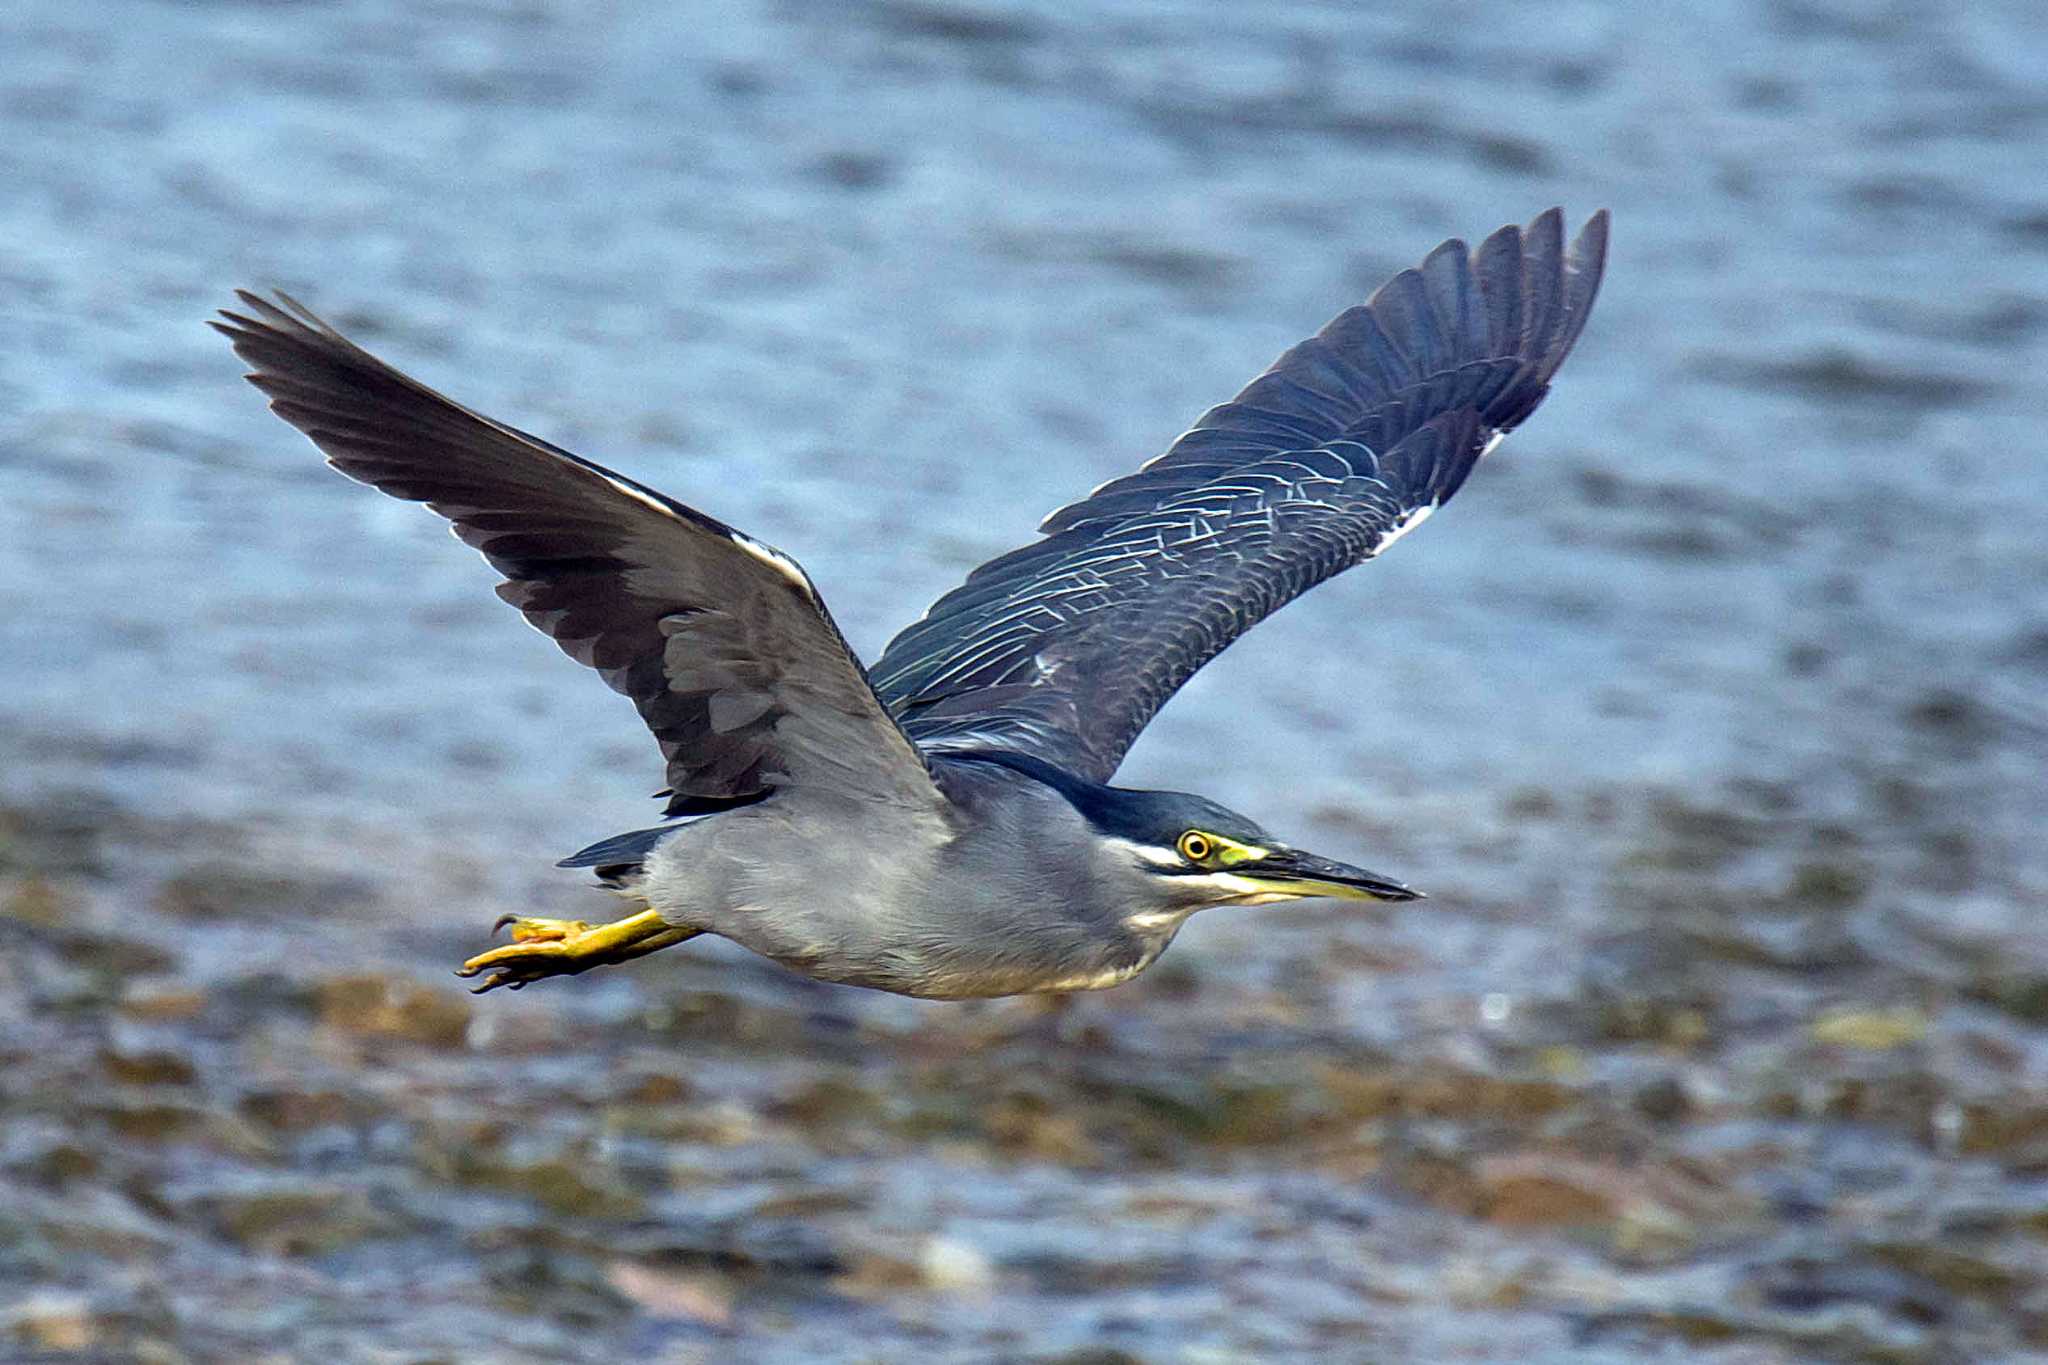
[3,1,2046,1360]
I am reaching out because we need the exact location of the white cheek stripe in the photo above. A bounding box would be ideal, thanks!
[1204,872,1281,898]
[1103,840,1315,912]
[1102,836,1184,869]
[1189,872,1309,906]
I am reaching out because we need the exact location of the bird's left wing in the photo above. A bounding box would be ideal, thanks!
[870,209,1608,783]
[214,293,938,815]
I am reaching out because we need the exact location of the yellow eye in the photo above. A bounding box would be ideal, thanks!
[1178,831,1213,863]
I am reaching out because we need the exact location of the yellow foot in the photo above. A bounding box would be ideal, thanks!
[455,908,699,994]
[495,914,590,944]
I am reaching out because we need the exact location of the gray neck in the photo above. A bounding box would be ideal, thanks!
[910,756,1194,994]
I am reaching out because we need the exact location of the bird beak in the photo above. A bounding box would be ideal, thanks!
[1231,848,1424,903]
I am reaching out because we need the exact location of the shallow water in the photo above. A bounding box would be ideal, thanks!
[4,1,2048,1360]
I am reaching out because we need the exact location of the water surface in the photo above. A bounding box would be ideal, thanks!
[3,1,2047,1360]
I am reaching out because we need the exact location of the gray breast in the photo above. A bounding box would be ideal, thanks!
[655,762,1173,999]
[887,762,1176,997]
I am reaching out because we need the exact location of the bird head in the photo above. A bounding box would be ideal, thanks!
[1083,786,1423,911]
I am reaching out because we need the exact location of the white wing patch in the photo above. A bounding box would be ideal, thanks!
[589,462,814,598]
[1372,501,1436,556]
[726,529,814,594]
[587,467,682,519]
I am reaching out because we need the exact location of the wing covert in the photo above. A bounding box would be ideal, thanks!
[870,209,1608,781]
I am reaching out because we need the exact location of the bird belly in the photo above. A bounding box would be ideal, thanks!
[707,895,1169,1000]
[632,793,1173,999]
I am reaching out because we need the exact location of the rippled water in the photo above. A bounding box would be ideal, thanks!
[4,1,2047,1361]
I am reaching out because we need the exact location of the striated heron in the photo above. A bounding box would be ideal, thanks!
[213,208,1608,999]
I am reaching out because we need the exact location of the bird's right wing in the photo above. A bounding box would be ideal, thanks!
[870,209,1608,782]
[215,293,940,816]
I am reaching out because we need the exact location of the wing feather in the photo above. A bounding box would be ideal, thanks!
[215,294,937,814]
[871,210,1608,781]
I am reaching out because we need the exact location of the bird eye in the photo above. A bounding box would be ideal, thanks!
[1177,831,1213,863]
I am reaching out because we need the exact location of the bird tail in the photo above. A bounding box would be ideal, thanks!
[557,824,685,885]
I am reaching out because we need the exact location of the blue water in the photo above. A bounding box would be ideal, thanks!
[4,1,2046,1360]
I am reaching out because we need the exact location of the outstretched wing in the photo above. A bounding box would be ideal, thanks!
[870,209,1608,782]
[214,294,938,815]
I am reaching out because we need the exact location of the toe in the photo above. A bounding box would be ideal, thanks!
[457,940,566,978]
[494,917,588,944]
[512,920,581,944]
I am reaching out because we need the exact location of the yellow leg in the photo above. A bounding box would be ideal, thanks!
[456,908,700,994]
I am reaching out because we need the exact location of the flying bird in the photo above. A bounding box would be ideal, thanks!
[214,208,1608,999]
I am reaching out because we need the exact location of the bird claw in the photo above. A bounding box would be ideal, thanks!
[457,915,602,992]
[455,909,695,994]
